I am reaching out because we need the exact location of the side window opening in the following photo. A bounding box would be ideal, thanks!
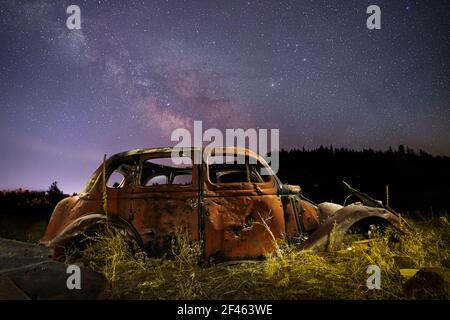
[146,175,169,186]
[140,156,193,187]
[172,174,192,185]
[208,155,271,184]
[107,171,125,188]
[106,161,136,188]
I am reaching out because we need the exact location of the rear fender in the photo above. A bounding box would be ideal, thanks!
[301,204,401,251]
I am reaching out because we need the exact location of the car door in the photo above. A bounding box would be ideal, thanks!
[202,148,286,259]
[129,150,200,255]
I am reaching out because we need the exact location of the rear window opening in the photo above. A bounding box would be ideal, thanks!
[208,155,271,184]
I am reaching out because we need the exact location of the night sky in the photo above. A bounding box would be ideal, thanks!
[1,0,449,193]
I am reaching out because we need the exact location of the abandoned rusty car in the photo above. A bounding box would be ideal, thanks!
[41,147,402,260]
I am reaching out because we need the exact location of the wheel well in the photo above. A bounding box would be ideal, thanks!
[51,216,143,261]
[347,216,388,236]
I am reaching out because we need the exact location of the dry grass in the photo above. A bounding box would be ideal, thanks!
[67,214,450,300]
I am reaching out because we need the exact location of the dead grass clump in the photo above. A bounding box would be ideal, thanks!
[170,228,203,270]
[397,217,449,268]
[68,228,205,299]
[83,230,146,283]
[262,215,449,299]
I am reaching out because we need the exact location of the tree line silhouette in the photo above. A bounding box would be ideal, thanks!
[276,145,450,215]
[0,146,449,220]
[0,181,67,218]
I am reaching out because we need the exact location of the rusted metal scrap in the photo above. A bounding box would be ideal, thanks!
[41,147,403,260]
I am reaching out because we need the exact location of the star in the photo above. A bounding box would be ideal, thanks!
[0,0,448,195]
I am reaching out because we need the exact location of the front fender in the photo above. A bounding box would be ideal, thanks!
[301,204,401,251]
[42,195,81,242]
[41,213,143,252]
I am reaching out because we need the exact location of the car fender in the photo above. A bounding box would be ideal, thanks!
[301,203,401,251]
[42,213,143,253]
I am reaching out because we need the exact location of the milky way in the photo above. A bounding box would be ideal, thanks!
[0,0,449,193]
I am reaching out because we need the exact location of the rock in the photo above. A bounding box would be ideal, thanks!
[393,255,417,268]
[3,260,107,299]
[0,275,30,300]
[404,267,450,299]
[0,238,107,299]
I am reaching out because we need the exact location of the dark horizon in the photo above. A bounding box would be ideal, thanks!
[0,143,448,195]
[1,0,449,194]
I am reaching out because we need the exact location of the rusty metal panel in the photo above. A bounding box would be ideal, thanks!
[301,204,401,251]
[202,147,285,258]
[42,195,102,243]
[282,195,301,237]
[131,189,199,255]
[203,194,285,258]
[300,200,320,233]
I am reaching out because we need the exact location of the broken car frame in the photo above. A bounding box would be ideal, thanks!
[41,147,403,260]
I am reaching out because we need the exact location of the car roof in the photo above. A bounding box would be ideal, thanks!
[107,147,263,161]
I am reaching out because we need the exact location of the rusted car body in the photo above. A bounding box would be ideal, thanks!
[41,147,401,259]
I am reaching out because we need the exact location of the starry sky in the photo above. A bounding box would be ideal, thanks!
[0,0,449,193]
